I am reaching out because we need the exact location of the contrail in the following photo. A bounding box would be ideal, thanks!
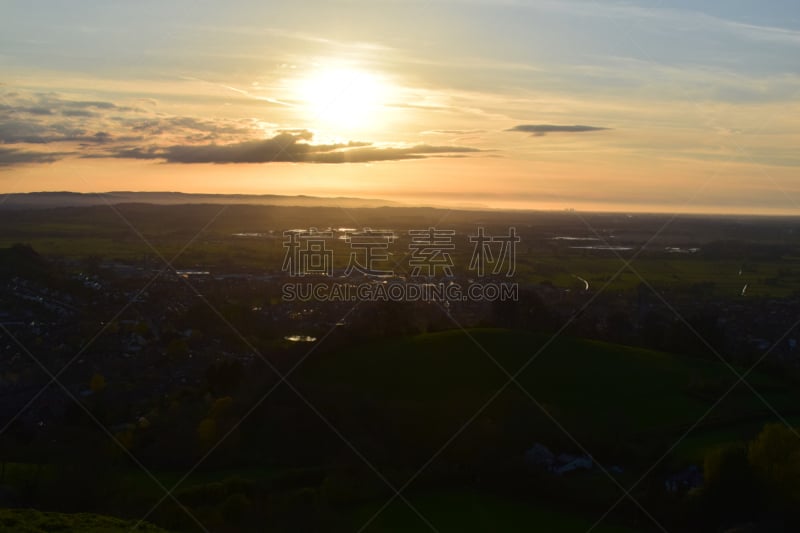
[180,76,296,107]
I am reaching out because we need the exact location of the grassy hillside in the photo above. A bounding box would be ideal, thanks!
[6,329,791,532]
[343,489,637,532]
[300,328,798,463]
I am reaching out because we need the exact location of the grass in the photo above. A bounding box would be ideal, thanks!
[341,488,639,532]
[300,328,800,456]
[0,508,169,532]
[672,414,800,464]
[5,328,794,531]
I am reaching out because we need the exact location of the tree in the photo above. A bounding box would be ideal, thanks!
[703,443,760,522]
[166,338,189,360]
[747,423,800,509]
[197,418,217,448]
[206,360,243,395]
[90,372,106,393]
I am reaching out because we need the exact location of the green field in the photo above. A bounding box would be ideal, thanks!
[3,204,800,297]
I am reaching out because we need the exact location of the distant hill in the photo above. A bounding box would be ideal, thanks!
[0,191,402,210]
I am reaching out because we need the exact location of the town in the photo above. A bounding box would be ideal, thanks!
[1,202,800,531]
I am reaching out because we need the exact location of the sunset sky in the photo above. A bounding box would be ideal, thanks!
[2,0,799,214]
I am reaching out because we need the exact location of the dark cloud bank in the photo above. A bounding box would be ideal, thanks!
[105,132,481,164]
[507,124,610,136]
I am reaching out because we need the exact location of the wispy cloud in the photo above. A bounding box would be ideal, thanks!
[518,0,800,46]
[180,76,296,107]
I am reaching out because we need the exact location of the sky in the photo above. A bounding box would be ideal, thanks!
[1,0,800,214]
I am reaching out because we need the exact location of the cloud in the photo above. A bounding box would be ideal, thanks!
[103,132,480,164]
[123,116,254,140]
[135,98,158,107]
[0,92,145,145]
[62,100,119,110]
[0,91,254,146]
[180,76,296,107]
[0,118,120,144]
[19,106,54,116]
[0,89,481,167]
[61,109,98,118]
[308,144,480,163]
[520,1,800,47]
[107,132,325,163]
[0,148,66,166]
[506,124,610,136]
[421,129,486,135]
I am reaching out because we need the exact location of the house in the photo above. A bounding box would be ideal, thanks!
[553,453,593,474]
[524,443,593,475]
[524,443,555,470]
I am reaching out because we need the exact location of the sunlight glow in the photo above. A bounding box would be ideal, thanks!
[294,66,390,131]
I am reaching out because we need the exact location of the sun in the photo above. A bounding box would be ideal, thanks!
[294,66,390,132]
